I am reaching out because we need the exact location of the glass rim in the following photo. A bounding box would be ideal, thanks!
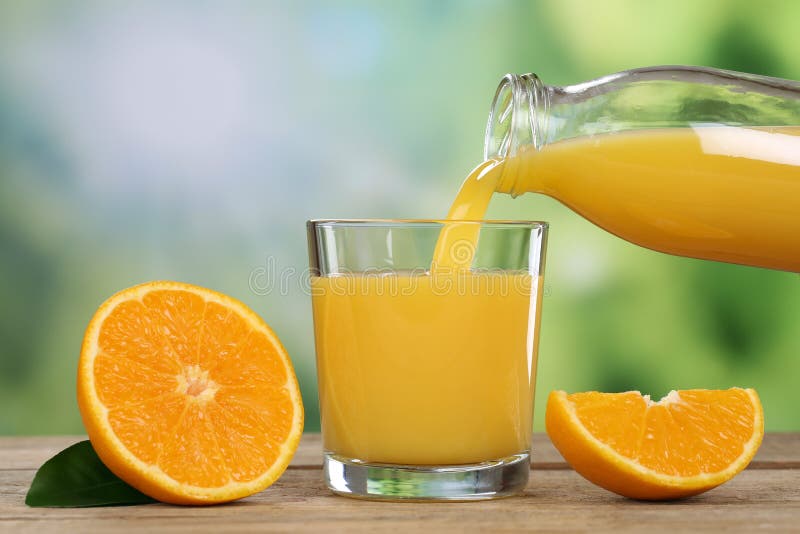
[307,218,548,229]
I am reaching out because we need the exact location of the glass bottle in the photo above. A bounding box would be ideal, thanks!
[484,66,800,272]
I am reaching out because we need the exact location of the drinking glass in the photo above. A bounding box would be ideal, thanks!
[307,219,547,500]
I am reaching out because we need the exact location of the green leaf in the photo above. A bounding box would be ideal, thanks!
[26,440,158,507]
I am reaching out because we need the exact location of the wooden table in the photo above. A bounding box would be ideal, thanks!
[2,434,798,532]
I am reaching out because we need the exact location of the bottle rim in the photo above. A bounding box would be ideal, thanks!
[484,73,547,162]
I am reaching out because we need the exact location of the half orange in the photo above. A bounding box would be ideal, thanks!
[545,388,763,500]
[77,281,303,505]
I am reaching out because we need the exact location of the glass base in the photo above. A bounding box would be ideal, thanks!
[323,452,530,501]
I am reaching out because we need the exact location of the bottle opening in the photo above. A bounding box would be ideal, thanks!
[484,74,517,161]
[484,73,547,161]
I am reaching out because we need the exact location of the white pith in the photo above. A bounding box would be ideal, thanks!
[642,389,684,408]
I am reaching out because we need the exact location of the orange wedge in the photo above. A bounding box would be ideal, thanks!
[545,388,763,500]
[77,281,304,505]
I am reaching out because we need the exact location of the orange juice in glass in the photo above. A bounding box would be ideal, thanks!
[307,220,547,500]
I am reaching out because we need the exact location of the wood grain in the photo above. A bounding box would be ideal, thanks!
[3,433,796,470]
[2,434,798,532]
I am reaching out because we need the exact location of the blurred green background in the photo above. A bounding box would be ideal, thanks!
[1,0,799,435]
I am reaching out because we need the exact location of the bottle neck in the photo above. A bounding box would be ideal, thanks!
[484,73,551,195]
